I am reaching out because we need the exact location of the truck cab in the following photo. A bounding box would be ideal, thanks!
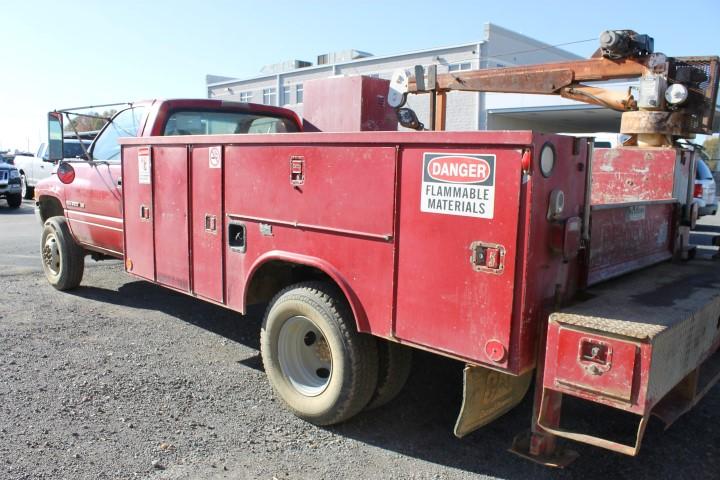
[35,99,301,258]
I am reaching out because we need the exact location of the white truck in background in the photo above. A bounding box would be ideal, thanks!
[14,139,90,199]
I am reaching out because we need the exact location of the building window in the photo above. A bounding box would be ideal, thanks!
[282,85,291,105]
[317,54,329,65]
[262,87,277,105]
[296,84,303,103]
[448,62,472,72]
[239,91,252,102]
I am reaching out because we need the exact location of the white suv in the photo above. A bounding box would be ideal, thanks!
[695,158,718,217]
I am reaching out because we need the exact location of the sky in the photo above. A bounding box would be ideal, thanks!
[1,0,719,151]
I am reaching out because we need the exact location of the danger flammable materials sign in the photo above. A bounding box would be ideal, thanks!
[420,153,496,219]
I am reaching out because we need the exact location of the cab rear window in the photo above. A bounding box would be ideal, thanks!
[163,111,299,136]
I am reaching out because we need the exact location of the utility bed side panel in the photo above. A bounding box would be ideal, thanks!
[511,135,589,373]
[223,144,397,336]
[394,146,523,367]
[224,145,396,237]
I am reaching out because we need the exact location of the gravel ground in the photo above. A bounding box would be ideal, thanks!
[1,202,719,479]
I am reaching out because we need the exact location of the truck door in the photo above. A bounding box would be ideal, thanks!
[394,147,523,367]
[66,106,146,256]
[33,144,50,184]
[30,143,45,184]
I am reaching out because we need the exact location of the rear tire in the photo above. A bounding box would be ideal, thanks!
[41,216,85,290]
[261,281,378,426]
[21,175,34,200]
[7,193,22,209]
[365,340,413,410]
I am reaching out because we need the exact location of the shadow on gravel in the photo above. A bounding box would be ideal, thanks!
[68,280,265,352]
[67,278,720,480]
[334,351,720,480]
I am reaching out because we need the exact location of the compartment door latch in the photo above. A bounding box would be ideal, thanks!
[470,241,505,274]
[290,155,305,186]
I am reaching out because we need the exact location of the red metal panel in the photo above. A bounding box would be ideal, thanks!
[223,144,398,337]
[121,146,154,281]
[223,145,396,237]
[511,135,589,374]
[153,146,190,291]
[588,203,674,285]
[394,146,523,367]
[191,146,224,302]
[591,148,679,204]
[552,326,638,403]
[302,76,398,132]
[64,162,124,256]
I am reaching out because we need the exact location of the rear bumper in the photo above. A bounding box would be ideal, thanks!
[541,259,720,455]
[699,203,718,216]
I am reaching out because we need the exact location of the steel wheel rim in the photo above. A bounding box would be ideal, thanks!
[42,233,61,276]
[278,315,332,396]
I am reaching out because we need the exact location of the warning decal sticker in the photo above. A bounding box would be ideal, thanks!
[209,145,222,169]
[138,146,151,185]
[420,152,495,219]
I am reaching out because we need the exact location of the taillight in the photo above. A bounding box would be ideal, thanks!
[57,162,75,184]
[694,183,704,198]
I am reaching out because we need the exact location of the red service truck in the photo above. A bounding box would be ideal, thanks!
[41,31,720,466]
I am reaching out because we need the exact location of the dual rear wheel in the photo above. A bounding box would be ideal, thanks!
[261,282,412,425]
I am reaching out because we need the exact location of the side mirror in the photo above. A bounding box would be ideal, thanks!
[48,112,64,162]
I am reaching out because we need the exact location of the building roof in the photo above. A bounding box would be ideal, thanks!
[207,22,582,88]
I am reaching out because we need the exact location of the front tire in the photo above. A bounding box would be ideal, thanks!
[7,193,22,209]
[261,281,378,426]
[41,217,85,290]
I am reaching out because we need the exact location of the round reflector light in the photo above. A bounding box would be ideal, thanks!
[540,143,556,178]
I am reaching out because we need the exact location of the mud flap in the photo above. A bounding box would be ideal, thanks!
[454,365,533,438]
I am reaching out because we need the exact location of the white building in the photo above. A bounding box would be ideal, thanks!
[207,23,630,133]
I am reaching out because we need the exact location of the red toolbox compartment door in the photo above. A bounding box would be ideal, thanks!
[122,146,155,281]
[394,147,522,366]
[153,146,190,291]
[191,146,223,302]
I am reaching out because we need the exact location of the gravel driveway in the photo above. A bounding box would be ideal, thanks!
[1,202,719,479]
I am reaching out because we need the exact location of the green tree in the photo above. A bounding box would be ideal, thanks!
[703,136,719,160]
[64,109,116,133]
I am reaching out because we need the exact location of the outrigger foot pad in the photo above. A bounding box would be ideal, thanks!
[509,431,579,468]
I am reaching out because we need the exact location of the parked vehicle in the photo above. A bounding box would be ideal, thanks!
[694,158,718,216]
[37,30,720,468]
[1,151,16,165]
[34,99,301,257]
[14,139,92,199]
[0,161,22,208]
